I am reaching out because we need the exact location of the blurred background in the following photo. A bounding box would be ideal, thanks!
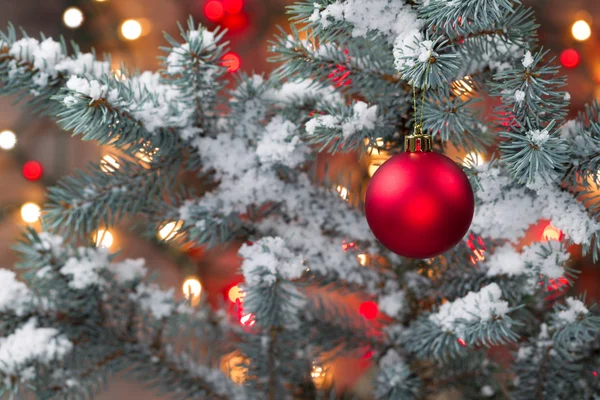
[0,0,599,398]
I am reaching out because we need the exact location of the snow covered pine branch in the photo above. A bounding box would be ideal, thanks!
[0,0,599,398]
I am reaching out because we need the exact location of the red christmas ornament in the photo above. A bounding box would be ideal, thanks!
[22,160,43,181]
[365,135,474,259]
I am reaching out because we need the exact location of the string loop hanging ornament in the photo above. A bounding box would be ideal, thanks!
[364,59,475,259]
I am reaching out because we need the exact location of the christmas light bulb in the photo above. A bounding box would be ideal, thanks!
[63,7,84,29]
[0,130,17,150]
[100,155,120,172]
[336,185,349,201]
[205,0,225,21]
[182,277,202,306]
[311,362,327,388]
[228,285,245,303]
[359,301,378,320]
[463,152,484,166]
[158,220,183,241]
[357,254,368,266]
[121,19,142,40]
[542,223,562,241]
[20,202,41,223]
[572,20,591,41]
[95,229,114,249]
[222,53,241,72]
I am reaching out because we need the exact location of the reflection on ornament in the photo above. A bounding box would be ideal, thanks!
[94,229,114,249]
[220,352,247,384]
[158,220,183,241]
[182,277,202,306]
[100,155,120,172]
[20,202,41,224]
[542,223,563,241]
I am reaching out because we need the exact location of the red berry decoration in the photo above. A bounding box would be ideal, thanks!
[365,134,474,259]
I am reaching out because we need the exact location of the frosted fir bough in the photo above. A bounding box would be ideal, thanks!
[0,0,600,398]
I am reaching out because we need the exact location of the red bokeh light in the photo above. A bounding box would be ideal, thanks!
[22,161,43,181]
[204,0,225,22]
[560,49,580,69]
[223,0,243,14]
[221,12,248,31]
[359,301,378,320]
[457,338,467,347]
[341,241,356,252]
[593,371,598,377]
[222,52,241,72]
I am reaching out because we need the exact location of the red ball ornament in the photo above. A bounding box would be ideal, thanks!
[365,138,474,259]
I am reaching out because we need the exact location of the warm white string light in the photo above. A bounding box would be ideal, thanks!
[0,130,17,150]
[121,19,143,40]
[63,7,84,29]
[95,229,114,249]
[20,202,41,223]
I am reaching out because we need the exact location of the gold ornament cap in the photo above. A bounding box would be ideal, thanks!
[404,133,433,152]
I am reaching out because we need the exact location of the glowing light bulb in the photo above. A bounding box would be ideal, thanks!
[357,254,368,266]
[239,312,255,326]
[100,155,120,172]
[20,202,41,223]
[228,285,245,303]
[359,301,378,320]
[220,353,247,384]
[222,53,241,72]
[311,362,327,388]
[182,277,202,306]
[463,152,484,166]
[560,49,580,69]
[205,0,225,21]
[336,185,349,201]
[95,229,114,249]
[158,220,183,241]
[457,338,467,347]
[121,19,142,40]
[542,223,563,241]
[0,130,17,150]
[22,161,43,181]
[368,162,383,177]
[572,20,591,41]
[63,7,84,29]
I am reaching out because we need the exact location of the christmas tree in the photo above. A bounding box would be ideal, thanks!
[1,0,600,398]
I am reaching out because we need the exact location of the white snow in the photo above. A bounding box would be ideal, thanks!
[557,297,588,323]
[131,283,175,319]
[0,318,72,379]
[311,0,422,42]
[378,291,405,317]
[526,129,550,147]
[429,283,509,334]
[305,101,378,139]
[0,270,32,316]
[485,245,526,277]
[65,75,108,101]
[107,258,148,283]
[239,237,305,286]
[265,79,342,107]
[522,51,534,68]
[256,116,307,168]
[59,248,110,289]
[514,90,525,104]
[393,30,425,70]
